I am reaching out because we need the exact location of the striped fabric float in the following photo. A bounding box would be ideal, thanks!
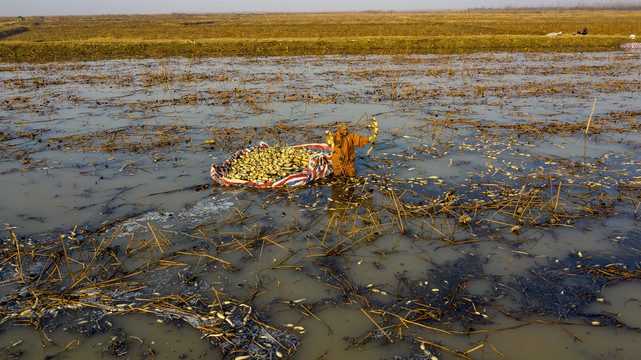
[620,43,641,50]
[210,142,333,187]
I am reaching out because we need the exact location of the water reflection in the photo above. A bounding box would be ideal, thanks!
[326,176,378,228]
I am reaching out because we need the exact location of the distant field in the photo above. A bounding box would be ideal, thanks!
[0,10,639,62]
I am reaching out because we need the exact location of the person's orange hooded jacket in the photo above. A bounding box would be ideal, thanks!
[331,130,370,177]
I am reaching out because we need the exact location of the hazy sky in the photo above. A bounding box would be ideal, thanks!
[0,0,635,16]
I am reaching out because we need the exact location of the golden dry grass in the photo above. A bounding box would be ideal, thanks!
[1,10,639,62]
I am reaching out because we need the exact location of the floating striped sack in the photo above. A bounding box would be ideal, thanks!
[620,43,641,50]
[210,142,333,187]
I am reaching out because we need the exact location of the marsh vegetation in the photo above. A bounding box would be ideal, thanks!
[1,51,641,359]
[1,10,640,62]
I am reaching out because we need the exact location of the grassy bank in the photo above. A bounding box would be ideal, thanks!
[1,10,639,62]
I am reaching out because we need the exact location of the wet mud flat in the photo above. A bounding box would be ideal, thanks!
[1,52,641,359]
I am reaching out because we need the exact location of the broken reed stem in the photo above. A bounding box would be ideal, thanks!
[585,97,597,135]
[361,308,394,343]
[389,188,405,234]
[463,343,485,355]
[63,338,80,351]
[554,182,562,213]
[10,230,25,283]
[147,222,165,254]
[416,339,474,360]
[484,340,508,358]
[72,229,117,289]
[548,318,584,342]
[59,234,76,284]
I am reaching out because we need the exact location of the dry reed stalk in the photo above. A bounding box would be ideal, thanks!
[419,219,447,238]
[584,264,641,280]
[360,308,395,343]
[57,234,76,284]
[483,339,508,358]
[585,97,597,134]
[415,339,474,360]
[543,315,584,342]
[9,230,25,284]
[298,303,331,330]
[554,182,562,213]
[175,251,233,266]
[462,344,485,355]
[388,188,406,234]
[371,308,453,334]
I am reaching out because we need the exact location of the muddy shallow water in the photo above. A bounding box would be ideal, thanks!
[1,52,641,359]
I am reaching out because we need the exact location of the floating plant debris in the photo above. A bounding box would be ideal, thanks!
[1,53,641,359]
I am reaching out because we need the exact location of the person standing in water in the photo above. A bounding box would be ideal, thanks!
[326,120,378,177]
[325,119,379,227]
